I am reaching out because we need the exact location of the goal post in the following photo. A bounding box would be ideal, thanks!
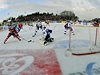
[99,25,100,43]
[95,27,100,46]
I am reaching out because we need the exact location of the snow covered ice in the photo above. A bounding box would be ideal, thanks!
[0,23,100,75]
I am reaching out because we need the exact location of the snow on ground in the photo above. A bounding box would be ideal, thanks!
[0,23,100,75]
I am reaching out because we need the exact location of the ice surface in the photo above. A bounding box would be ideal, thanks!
[0,23,100,75]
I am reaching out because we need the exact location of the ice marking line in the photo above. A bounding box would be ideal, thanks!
[0,53,26,57]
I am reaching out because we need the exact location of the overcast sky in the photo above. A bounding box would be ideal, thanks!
[0,0,100,22]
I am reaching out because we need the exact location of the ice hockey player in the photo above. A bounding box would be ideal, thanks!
[28,22,34,30]
[17,22,23,32]
[40,27,54,45]
[32,20,43,37]
[45,20,50,26]
[64,21,75,35]
[4,23,21,44]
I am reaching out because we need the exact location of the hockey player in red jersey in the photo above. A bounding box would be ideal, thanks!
[4,24,21,44]
[45,20,50,26]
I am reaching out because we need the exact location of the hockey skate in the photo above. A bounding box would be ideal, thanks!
[73,33,75,35]
[39,37,54,46]
[32,33,36,37]
[19,38,21,41]
[4,42,6,44]
[47,38,54,42]
[51,38,54,41]
[44,41,49,46]
[44,38,54,46]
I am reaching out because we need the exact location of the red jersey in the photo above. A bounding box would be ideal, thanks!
[46,21,49,24]
[9,28,18,34]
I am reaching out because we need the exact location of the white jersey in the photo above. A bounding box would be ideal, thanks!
[37,21,42,26]
[66,22,71,27]
[42,28,52,37]
[43,28,52,34]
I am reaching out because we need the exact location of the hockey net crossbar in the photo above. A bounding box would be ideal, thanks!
[72,24,94,27]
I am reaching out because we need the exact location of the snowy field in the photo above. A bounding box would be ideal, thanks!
[0,23,100,75]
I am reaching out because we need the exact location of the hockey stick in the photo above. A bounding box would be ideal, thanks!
[22,29,27,32]
[19,36,34,43]
[19,36,27,42]
[52,24,58,31]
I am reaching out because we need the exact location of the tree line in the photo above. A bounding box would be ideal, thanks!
[1,10,100,25]
[2,11,79,23]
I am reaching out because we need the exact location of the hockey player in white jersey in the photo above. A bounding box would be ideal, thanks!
[64,21,75,35]
[40,26,54,45]
[32,21,43,37]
